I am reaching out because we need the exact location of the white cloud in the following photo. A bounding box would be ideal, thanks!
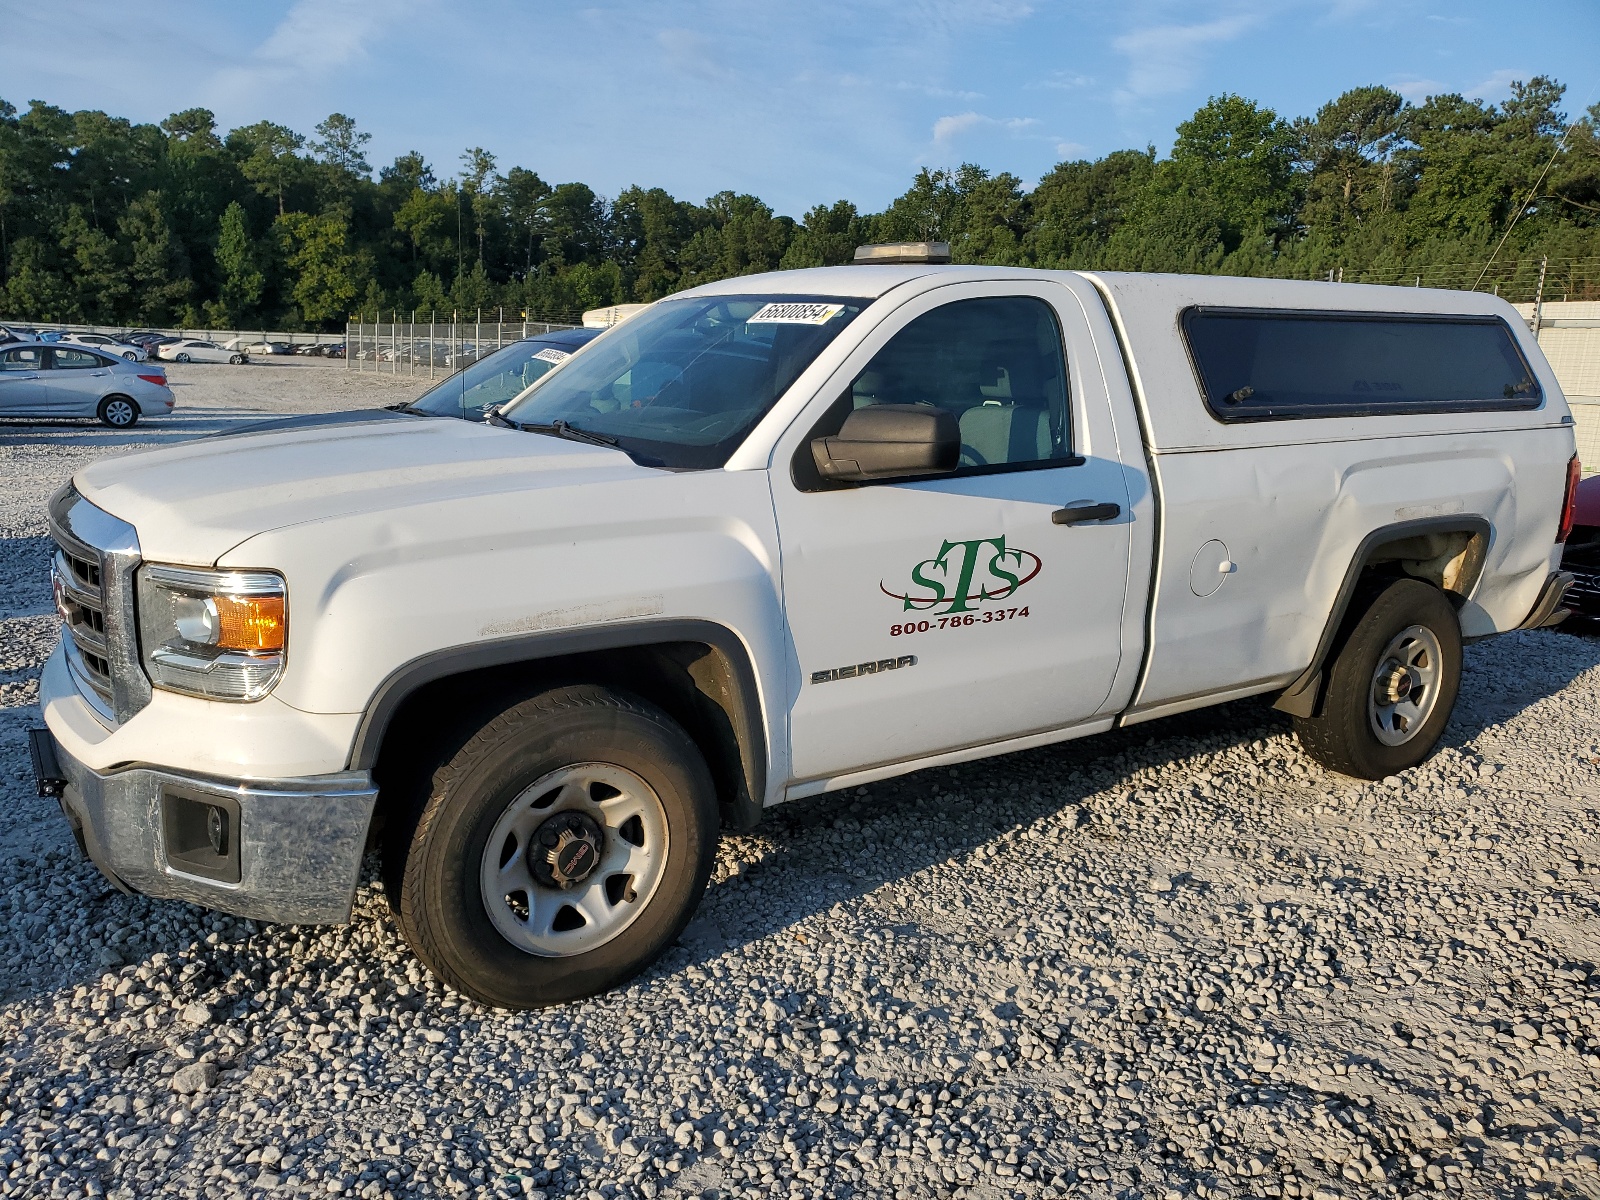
[657,28,734,81]
[1055,140,1087,157]
[1111,14,1258,103]
[1037,72,1094,91]
[931,111,1039,143]
[895,82,986,100]
[1390,69,1527,105]
[896,0,1035,31]
[1393,78,1445,102]
[212,0,421,103]
[1322,0,1382,17]
[1465,69,1524,103]
[932,112,986,141]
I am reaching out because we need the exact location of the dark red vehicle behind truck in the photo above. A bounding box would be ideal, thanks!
[1560,471,1600,614]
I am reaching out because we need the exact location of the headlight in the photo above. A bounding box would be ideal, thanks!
[136,565,287,701]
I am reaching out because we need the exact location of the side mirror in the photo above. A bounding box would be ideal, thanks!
[810,404,960,482]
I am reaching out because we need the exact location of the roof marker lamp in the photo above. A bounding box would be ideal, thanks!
[137,565,286,700]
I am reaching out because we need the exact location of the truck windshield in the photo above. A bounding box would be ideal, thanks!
[410,334,596,419]
[499,295,867,468]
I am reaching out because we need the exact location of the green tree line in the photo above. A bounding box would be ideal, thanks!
[2,79,1598,329]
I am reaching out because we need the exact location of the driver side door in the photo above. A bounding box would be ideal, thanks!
[770,282,1137,786]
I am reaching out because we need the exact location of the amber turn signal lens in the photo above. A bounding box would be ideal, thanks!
[214,594,286,651]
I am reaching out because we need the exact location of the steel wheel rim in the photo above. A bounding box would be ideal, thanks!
[480,762,669,957]
[104,400,135,427]
[1368,624,1443,746]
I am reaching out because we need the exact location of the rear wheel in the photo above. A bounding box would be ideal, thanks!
[97,396,139,429]
[1294,578,1462,778]
[385,684,719,1009]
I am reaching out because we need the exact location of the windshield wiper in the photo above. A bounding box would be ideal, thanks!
[517,419,620,448]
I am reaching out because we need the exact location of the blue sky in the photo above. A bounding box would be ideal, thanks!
[0,0,1595,217]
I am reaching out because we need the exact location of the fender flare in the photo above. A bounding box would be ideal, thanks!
[346,618,768,828]
[1273,515,1491,718]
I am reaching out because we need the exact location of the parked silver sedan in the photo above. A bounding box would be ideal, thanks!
[0,342,175,428]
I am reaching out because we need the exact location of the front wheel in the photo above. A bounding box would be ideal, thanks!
[97,396,139,428]
[1294,578,1462,778]
[385,685,720,1009]
[175,353,191,363]
[228,354,244,364]
[122,350,137,360]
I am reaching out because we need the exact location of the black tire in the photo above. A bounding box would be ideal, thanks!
[384,684,719,1009]
[97,395,139,429]
[175,353,191,363]
[228,354,244,364]
[1294,578,1462,779]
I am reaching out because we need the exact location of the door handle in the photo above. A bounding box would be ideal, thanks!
[1052,502,1121,525]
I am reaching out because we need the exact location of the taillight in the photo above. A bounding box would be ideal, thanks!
[137,374,167,386]
[1558,454,1581,543]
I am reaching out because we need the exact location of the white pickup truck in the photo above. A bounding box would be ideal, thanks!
[32,245,1579,1008]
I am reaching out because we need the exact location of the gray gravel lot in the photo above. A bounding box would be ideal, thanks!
[2,360,1600,1200]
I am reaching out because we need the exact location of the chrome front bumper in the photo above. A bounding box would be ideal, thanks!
[43,731,378,925]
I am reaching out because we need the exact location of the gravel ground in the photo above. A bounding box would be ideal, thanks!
[3,362,1600,1200]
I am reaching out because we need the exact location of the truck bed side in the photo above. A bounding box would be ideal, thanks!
[1081,271,1576,723]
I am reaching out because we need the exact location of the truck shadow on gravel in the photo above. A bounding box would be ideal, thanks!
[661,630,1600,975]
[660,698,1309,973]
[1443,628,1600,747]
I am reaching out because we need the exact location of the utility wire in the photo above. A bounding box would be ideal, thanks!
[1474,80,1598,290]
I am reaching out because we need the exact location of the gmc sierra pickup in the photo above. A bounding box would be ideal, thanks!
[33,244,1579,1007]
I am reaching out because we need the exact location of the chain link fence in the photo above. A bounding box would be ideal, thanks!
[345,311,579,380]
[1316,256,1600,304]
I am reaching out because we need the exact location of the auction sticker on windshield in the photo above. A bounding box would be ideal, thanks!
[532,348,571,364]
[746,302,845,325]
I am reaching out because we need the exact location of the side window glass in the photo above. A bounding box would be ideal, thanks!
[53,348,102,369]
[848,296,1071,470]
[1,348,44,370]
[1184,310,1542,420]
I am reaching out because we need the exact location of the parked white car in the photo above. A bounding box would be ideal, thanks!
[156,339,248,364]
[62,332,148,361]
[221,338,296,354]
[0,342,174,427]
[31,247,1578,1009]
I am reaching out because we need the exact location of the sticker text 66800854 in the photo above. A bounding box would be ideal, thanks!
[891,607,1028,636]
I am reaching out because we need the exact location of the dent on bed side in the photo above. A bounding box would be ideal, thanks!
[1272,516,1491,719]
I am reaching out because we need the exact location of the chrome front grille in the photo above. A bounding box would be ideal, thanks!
[52,539,113,705]
[47,484,151,724]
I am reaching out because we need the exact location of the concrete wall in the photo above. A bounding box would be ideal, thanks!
[1517,301,1600,473]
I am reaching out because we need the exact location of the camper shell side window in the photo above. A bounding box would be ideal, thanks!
[1181,307,1543,422]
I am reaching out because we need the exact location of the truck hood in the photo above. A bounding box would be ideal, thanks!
[73,413,656,565]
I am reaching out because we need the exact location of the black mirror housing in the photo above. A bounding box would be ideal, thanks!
[810,404,960,482]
